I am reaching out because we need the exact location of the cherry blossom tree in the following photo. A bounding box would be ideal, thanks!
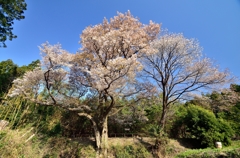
[142,32,231,132]
[189,84,240,114]
[8,11,160,156]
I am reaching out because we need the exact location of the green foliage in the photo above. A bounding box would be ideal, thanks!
[0,0,27,47]
[187,85,240,139]
[108,98,150,135]
[230,103,240,136]
[112,144,151,158]
[0,96,27,128]
[0,59,39,97]
[0,59,17,97]
[0,131,6,139]
[139,99,161,136]
[215,85,240,138]
[17,60,40,76]
[143,99,180,136]
[172,104,234,148]
[218,102,240,138]
[230,84,240,93]
[0,95,63,137]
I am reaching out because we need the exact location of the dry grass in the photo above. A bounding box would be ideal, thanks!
[0,127,44,158]
[108,137,155,146]
[0,127,188,158]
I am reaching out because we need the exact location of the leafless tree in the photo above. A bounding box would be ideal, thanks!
[141,32,230,131]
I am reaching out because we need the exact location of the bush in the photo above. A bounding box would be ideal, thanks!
[171,104,234,148]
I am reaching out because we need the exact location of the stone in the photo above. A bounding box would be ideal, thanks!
[0,120,9,130]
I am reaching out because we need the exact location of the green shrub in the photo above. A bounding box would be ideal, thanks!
[218,102,240,138]
[172,104,234,148]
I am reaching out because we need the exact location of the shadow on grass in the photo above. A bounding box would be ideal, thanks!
[177,138,202,149]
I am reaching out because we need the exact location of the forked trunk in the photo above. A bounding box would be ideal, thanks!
[93,117,108,158]
[78,113,109,157]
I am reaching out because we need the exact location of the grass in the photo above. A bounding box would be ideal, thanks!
[0,127,43,158]
[0,127,155,158]
[0,127,94,158]
[175,140,240,158]
[1,126,240,158]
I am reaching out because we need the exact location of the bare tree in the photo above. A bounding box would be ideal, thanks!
[8,11,160,156]
[141,32,230,131]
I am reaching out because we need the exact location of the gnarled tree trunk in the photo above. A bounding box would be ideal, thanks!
[78,113,109,157]
[93,116,108,157]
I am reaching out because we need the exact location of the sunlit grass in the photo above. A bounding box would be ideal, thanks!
[175,140,240,158]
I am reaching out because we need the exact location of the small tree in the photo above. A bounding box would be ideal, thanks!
[8,11,160,156]
[142,32,230,131]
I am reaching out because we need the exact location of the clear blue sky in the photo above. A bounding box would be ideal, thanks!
[1,0,240,81]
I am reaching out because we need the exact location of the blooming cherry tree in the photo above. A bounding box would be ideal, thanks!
[8,11,160,156]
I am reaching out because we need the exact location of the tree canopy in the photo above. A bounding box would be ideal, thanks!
[0,0,27,47]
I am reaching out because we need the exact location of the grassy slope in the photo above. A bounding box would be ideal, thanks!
[1,126,240,158]
[0,127,188,158]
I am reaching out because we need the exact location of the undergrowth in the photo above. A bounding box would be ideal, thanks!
[175,140,240,158]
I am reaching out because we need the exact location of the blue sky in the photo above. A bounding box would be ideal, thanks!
[1,0,240,82]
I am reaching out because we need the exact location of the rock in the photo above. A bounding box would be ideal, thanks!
[0,120,9,130]
[215,142,222,149]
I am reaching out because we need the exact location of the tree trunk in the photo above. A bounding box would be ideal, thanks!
[155,102,168,151]
[93,116,108,158]
[77,113,109,157]
[159,102,168,132]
